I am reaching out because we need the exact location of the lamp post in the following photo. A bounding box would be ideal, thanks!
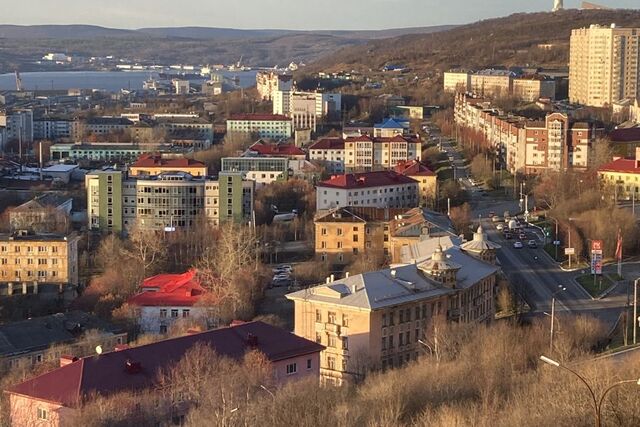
[540,355,640,427]
[549,286,566,354]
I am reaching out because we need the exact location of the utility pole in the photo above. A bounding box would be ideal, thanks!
[550,296,556,354]
[568,225,572,269]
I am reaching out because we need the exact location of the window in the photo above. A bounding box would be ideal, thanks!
[182,309,190,318]
[171,309,179,318]
[328,335,337,348]
[353,234,358,242]
[342,337,349,350]
[160,325,167,334]
[321,228,327,235]
[327,356,336,370]
[160,309,167,318]
[316,332,322,343]
[286,363,297,375]
[315,309,322,322]
[307,358,312,370]
[37,407,48,420]
[342,314,349,327]
[337,228,343,236]
[382,336,387,350]
[328,311,336,324]
[389,335,394,349]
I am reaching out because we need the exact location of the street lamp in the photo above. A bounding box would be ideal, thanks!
[549,286,566,354]
[539,355,640,427]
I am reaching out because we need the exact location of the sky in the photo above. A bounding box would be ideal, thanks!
[2,0,637,30]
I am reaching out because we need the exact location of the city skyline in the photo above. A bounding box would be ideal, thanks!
[2,0,637,31]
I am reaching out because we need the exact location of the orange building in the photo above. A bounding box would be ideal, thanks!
[129,153,208,177]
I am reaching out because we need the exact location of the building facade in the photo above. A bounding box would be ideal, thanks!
[308,138,346,174]
[227,114,293,139]
[569,25,640,107]
[129,153,208,177]
[0,231,79,287]
[287,241,499,384]
[86,170,254,233]
[344,135,422,172]
[316,171,419,211]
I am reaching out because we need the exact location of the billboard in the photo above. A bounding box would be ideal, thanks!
[591,240,603,275]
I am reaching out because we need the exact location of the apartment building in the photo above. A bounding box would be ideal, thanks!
[373,118,406,138]
[314,207,455,265]
[316,171,419,211]
[129,153,208,177]
[0,231,79,287]
[470,69,515,98]
[290,92,317,131]
[72,117,133,140]
[287,241,499,384]
[344,134,422,172]
[9,193,73,233]
[7,321,323,427]
[308,137,346,174]
[226,114,293,139]
[512,76,556,101]
[86,170,254,233]
[33,116,73,140]
[443,70,472,93]
[454,93,604,173]
[274,90,342,120]
[256,71,293,101]
[156,117,213,141]
[569,24,640,107]
[0,109,34,144]
[393,160,437,208]
[598,147,640,199]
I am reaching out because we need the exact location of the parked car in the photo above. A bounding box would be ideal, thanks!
[496,223,504,231]
[519,232,527,240]
[272,264,293,274]
[504,232,512,240]
[271,278,292,287]
[513,241,524,249]
[527,240,538,249]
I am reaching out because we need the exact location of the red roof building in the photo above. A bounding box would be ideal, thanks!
[6,322,324,426]
[316,171,419,210]
[309,137,345,151]
[597,147,640,200]
[127,270,205,308]
[129,153,208,177]
[394,160,436,177]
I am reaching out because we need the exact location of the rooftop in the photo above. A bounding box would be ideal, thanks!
[85,117,133,126]
[317,171,417,189]
[374,118,405,129]
[8,321,323,407]
[0,231,76,242]
[247,141,305,157]
[308,137,345,150]
[228,114,291,122]
[12,193,72,212]
[598,157,640,174]
[131,153,207,170]
[394,160,436,177]
[127,270,206,307]
[0,311,123,358]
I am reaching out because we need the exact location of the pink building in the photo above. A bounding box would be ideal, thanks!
[6,321,323,427]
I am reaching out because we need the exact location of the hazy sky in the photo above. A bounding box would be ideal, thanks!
[2,0,637,30]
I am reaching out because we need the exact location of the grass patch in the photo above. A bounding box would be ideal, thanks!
[575,273,614,297]
[544,243,566,262]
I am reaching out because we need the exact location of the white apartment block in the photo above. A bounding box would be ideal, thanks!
[308,138,346,174]
[570,24,640,107]
[256,72,293,101]
[316,171,419,210]
[226,114,293,139]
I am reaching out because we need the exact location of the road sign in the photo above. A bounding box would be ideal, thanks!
[564,247,575,255]
[591,239,604,275]
[553,240,561,246]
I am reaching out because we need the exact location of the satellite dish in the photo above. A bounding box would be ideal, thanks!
[95,345,103,355]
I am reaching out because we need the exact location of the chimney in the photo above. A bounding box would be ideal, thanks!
[345,272,350,278]
[115,344,130,351]
[60,355,78,367]
[185,289,192,297]
[326,277,330,284]
[351,284,357,294]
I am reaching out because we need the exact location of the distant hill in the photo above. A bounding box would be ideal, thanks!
[310,9,640,73]
[0,24,455,72]
[0,24,455,41]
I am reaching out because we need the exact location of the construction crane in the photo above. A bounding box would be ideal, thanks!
[15,71,23,91]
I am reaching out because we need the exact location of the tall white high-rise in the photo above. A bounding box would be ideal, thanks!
[553,0,563,11]
[569,24,640,107]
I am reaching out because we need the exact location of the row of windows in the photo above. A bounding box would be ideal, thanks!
[0,246,58,253]
[315,310,349,326]
[0,258,58,265]
[159,308,190,318]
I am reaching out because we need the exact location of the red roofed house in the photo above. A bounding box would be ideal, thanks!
[129,153,208,177]
[6,321,324,427]
[308,137,346,174]
[226,114,292,139]
[245,140,306,160]
[316,171,419,210]
[598,147,640,199]
[127,270,213,334]
[394,160,438,208]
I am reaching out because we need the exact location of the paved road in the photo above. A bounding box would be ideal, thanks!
[434,130,628,329]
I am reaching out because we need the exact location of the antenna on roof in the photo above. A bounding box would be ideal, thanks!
[95,345,103,355]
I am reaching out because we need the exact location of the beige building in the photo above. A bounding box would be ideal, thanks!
[287,237,499,384]
[443,71,471,93]
[512,76,556,101]
[470,70,514,98]
[569,24,640,107]
[344,135,422,172]
[0,231,79,287]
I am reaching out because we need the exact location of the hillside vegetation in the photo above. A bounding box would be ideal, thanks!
[311,9,640,73]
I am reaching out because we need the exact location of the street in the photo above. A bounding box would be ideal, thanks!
[435,131,628,330]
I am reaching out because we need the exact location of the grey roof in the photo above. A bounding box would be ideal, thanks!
[440,246,499,290]
[13,193,72,212]
[398,235,461,264]
[287,264,451,311]
[0,311,123,358]
[460,226,501,253]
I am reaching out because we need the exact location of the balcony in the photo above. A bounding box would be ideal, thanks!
[325,323,341,335]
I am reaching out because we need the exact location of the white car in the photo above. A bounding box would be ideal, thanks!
[496,223,504,231]
[513,241,524,249]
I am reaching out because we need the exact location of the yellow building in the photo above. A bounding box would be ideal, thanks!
[129,153,208,177]
[598,147,640,198]
[393,160,438,208]
[0,231,79,287]
[569,25,640,107]
[343,134,422,172]
[287,242,499,384]
[314,207,456,266]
